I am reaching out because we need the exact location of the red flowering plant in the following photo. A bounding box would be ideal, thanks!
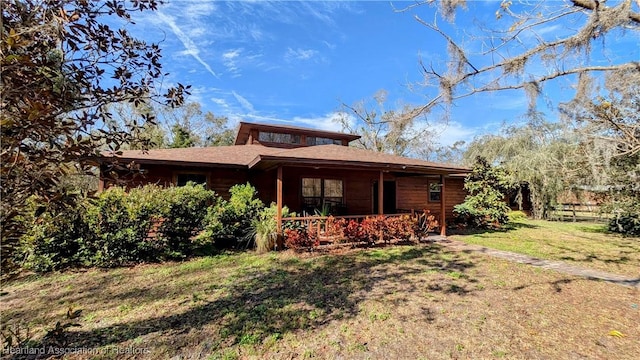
[324,216,347,241]
[343,219,364,243]
[386,215,416,242]
[283,220,318,250]
[360,216,387,245]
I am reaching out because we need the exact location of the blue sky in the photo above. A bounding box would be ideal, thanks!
[126,0,639,147]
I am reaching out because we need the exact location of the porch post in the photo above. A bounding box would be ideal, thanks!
[440,174,446,236]
[277,166,283,235]
[378,171,384,215]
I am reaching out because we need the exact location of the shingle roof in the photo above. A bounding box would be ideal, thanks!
[103,144,469,174]
[105,145,282,168]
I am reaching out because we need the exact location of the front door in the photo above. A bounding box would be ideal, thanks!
[372,181,396,214]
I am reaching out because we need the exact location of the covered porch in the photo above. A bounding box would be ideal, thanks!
[249,162,467,237]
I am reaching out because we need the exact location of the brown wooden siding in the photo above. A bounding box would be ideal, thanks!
[445,177,467,218]
[208,169,249,199]
[101,164,249,200]
[396,176,466,218]
[396,176,431,211]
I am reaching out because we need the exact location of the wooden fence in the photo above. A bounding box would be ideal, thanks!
[549,203,610,223]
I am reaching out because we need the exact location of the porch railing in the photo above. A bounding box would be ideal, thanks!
[281,210,440,246]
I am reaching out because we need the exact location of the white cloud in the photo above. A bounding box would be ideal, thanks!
[184,1,217,20]
[430,121,479,147]
[247,112,348,133]
[222,48,243,77]
[290,113,347,132]
[223,50,241,60]
[323,40,336,50]
[188,26,207,38]
[285,47,319,62]
[232,91,255,113]
[155,12,218,78]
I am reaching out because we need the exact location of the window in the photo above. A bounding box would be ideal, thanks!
[302,178,322,197]
[301,178,344,212]
[176,173,207,187]
[258,131,301,144]
[307,136,341,146]
[429,182,441,202]
[324,179,343,198]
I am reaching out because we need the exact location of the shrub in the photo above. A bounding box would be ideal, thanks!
[360,216,386,244]
[157,184,217,258]
[508,210,528,222]
[386,215,416,242]
[454,156,514,229]
[609,212,640,236]
[21,198,89,272]
[197,183,264,248]
[22,183,220,271]
[283,228,318,250]
[83,185,164,267]
[324,216,347,240]
[414,209,439,238]
[344,219,364,242]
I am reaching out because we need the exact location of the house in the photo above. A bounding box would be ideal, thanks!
[99,122,471,235]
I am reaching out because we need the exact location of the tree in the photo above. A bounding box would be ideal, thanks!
[1,0,189,276]
[464,120,586,219]
[453,156,515,229]
[560,69,640,157]
[393,0,638,222]
[157,102,234,148]
[103,100,168,150]
[169,124,197,148]
[336,89,440,157]
[103,101,235,149]
[560,69,640,232]
[396,0,638,127]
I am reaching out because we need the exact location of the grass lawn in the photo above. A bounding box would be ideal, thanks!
[449,218,640,277]
[2,243,639,359]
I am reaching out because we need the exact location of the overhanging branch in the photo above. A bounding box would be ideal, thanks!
[571,0,640,24]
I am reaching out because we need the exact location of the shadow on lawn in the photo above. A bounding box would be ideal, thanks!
[448,221,540,236]
[541,239,639,270]
[512,278,576,293]
[49,244,477,352]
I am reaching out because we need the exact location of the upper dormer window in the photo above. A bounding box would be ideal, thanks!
[307,136,341,146]
[258,131,301,144]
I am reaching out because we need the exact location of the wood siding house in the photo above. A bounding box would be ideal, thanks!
[100,122,470,235]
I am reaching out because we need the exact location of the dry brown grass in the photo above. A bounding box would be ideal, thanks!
[2,245,639,359]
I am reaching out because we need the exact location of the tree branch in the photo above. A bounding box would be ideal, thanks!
[571,0,640,24]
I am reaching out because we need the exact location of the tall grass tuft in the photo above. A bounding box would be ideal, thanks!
[250,203,293,253]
